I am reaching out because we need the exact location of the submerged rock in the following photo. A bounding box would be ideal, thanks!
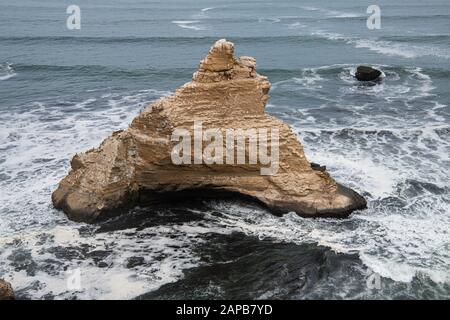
[355,65,382,81]
[52,39,366,223]
[0,279,15,300]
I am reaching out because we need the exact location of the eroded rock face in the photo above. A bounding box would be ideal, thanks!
[0,279,15,300]
[52,39,366,223]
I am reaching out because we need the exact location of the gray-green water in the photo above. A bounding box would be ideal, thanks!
[0,0,449,299]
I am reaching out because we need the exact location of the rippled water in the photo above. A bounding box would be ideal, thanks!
[0,0,449,299]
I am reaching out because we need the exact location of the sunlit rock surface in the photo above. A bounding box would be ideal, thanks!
[52,39,366,223]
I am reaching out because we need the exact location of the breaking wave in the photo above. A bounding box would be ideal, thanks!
[266,63,450,285]
[0,63,17,81]
[171,20,205,31]
[311,31,450,59]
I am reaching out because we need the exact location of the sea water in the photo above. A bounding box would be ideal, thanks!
[0,0,449,299]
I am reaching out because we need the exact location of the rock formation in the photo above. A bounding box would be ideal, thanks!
[52,39,366,223]
[0,279,15,300]
[355,65,382,81]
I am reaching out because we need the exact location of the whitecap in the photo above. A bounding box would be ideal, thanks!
[354,38,450,59]
[201,7,215,12]
[301,6,361,18]
[354,39,419,59]
[0,63,17,81]
[289,68,325,90]
[258,17,281,23]
[171,20,205,31]
[301,6,319,11]
[288,22,305,29]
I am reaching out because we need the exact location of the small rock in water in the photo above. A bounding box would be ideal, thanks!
[355,66,382,81]
[0,279,15,300]
[310,162,326,172]
[126,256,145,268]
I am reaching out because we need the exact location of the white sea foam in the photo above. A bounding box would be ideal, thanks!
[201,186,450,285]
[0,88,171,235]
[0,224,209,299]
[0,88,220,299]
[292,69,324,88]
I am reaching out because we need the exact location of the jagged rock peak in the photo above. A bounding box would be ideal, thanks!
[199,39,236,72]
[193,39,258,82]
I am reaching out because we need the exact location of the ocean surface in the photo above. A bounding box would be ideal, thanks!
[0,0,449,299]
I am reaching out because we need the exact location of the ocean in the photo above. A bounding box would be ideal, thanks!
[0,0,449,299]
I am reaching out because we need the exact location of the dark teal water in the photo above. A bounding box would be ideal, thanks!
[0,0,449,299]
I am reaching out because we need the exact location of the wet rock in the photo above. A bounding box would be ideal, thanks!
[355,66,382,81]
[310,162,326,172]
[126,256,145,268]
[7,249,37,276]
[52,39,366,223]
[0,279,15,300]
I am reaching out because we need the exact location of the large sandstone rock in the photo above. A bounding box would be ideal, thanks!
[0,279,15,300]
[52,39,366,223]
